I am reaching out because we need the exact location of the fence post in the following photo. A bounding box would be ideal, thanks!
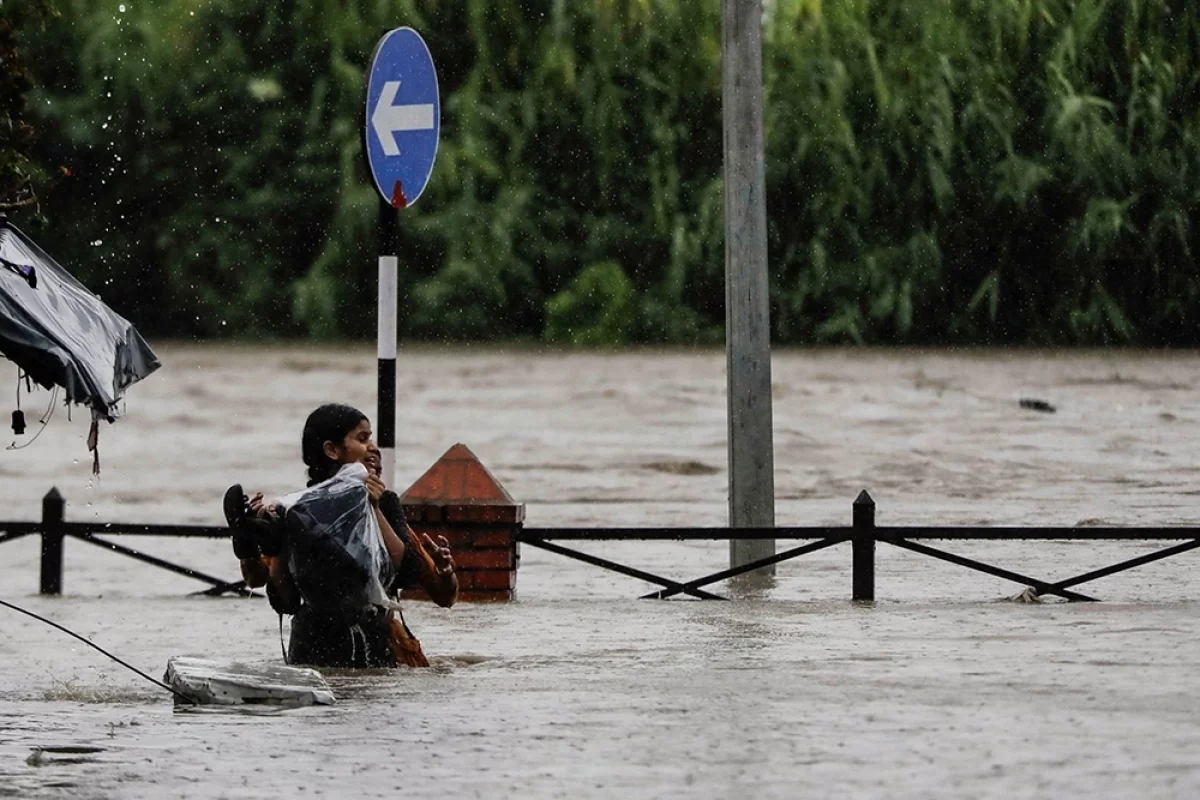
[40,488,65,595]
[852,490,875,601]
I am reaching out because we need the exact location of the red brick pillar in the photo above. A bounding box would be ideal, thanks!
[399,444,522,602]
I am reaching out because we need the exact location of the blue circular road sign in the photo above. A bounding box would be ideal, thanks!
[364,28,440,208]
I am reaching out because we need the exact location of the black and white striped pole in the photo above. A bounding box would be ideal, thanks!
[377,203,398,490]
[364,27,441,490]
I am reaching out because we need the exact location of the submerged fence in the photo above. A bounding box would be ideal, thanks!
[3,487,1199,602]
[0,489,252,597]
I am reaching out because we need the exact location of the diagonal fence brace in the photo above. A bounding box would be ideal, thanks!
[523,537,727,600]
[643,535,852,600]
[1033,538,1200,598]
[192,580,251,597]
[69,532,252,597]
[0,531,30,546]
[886,538,1098,602]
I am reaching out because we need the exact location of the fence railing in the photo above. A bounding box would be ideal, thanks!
[3,488,1199,601]
[1,489,250,597]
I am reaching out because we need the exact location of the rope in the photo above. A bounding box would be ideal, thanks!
[0,597,197,705]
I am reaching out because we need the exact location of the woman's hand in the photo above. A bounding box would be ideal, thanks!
[421,533,456,576]
[366,474,386,506]
[248,492,277,518]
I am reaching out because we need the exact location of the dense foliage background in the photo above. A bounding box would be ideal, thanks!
[0,0,58,211]
[11,0,1200,345]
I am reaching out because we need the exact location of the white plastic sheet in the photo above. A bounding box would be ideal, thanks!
[163,657,335,706]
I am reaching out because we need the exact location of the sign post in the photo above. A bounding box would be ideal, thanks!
[722,0,775,574]
[364,27,440,489]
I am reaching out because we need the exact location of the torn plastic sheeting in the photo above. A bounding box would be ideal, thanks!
[0,219,160,422]
[280,463,399,619]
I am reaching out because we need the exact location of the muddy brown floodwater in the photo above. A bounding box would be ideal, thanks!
[3,344,1200,798]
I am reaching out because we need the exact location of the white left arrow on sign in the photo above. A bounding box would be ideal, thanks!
[371,80,434,156]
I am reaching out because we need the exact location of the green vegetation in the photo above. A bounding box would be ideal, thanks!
[545,261,638,345]
[17,0,1200,345]
[0,1,58,210]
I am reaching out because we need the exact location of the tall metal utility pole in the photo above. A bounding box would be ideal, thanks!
[722,0,775,573]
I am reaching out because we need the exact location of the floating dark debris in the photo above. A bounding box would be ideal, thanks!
[645,460,720,476]
[26,746,106,767]
[1019,398,1056,413]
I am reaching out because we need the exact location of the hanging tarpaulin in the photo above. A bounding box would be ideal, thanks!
[0,216,160,468]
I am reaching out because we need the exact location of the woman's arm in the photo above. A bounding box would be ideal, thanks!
[375,506,408,566]
[367,476,408,569]
[370,483,457,607]
[408,528,458,608]
[375,496,458,606]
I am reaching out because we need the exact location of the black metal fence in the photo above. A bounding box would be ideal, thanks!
[1,489,250,597]
[523,491,1200,601]
[3,488,1199,601]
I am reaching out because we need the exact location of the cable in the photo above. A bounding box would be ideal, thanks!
[7,385,56,451]
[39,386,56,424]
[0,597,197,705]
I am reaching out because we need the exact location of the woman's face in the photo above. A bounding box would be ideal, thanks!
[324,419,382,476]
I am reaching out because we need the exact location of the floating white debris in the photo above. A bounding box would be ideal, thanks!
[164,657,335,706]
[1008,587,1043,604]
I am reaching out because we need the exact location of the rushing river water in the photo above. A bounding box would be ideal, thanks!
[3,344,1200,798]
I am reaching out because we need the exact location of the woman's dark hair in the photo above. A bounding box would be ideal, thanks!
[301,403,368,486]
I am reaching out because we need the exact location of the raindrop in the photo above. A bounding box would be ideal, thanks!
[119,3,126,11]
[91,239,103,246]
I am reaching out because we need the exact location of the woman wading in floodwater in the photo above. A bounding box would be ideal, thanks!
[225,403,457,668]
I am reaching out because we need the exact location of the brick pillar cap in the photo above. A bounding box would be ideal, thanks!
[401,443,524,523]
